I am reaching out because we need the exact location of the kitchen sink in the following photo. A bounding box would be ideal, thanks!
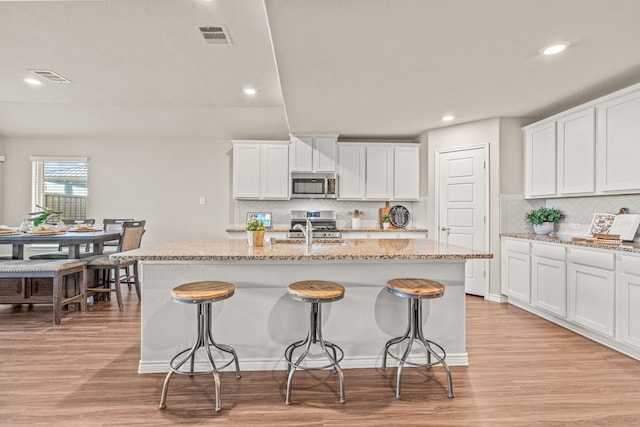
[273,239,350,246]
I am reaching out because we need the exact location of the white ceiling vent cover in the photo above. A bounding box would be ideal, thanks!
[199,25,232,45]
[29,69,72,83]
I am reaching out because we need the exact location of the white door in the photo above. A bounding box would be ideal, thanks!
[436,146,488,296]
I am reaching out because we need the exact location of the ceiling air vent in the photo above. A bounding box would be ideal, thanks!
[29,69,72,84]
[199,25,232,45]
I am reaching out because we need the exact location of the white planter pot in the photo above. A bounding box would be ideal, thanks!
[533,222,554,235]
[351,218,362,229]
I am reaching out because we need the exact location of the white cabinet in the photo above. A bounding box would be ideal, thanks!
[365,144,420,201]
[290,134,338,172]
[531,242,566,317]
[232,140,289,200]
[337,144,366,199]
[617,254,640,349]
[567,248,616,337]
[596,88,640,193]
[366,145,394,199]
[501,238,531,303]
[524,121,556,198]
[557,107,596,195]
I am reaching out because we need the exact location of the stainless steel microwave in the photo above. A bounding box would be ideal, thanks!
[291,173,338,199]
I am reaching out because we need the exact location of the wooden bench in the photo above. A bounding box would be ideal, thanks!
[0,259,86,325]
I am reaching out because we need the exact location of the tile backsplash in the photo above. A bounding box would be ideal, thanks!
[234,198,428,229]
[501,193,640,241]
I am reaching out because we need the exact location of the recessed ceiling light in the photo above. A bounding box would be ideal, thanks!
[24,77,42,86]
[541,43,568,55]
[243,87,257,95]
[442,115,455,122]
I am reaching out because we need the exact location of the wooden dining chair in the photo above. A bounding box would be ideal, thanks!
[102,218,134,251]
[60,218,96,253]
[85,220,145,310]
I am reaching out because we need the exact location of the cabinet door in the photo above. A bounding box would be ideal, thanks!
[524,121,557,198]
[393,145,420,200]
[568,261,615,337]
[617,254,640,349]
[290,136,313,172]
[532,255,567,317]
[502,239,531,303]
[232,144,261,199]
[557,108,595,195]
[337,144,366,199]
[597,88,640,193]
[313,136,337,172]
[366,145,393,200]
[261,144,289,199]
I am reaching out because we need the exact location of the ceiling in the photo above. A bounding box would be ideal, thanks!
[1,0,640,141]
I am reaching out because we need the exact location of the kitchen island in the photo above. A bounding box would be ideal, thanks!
[113,239,492,373]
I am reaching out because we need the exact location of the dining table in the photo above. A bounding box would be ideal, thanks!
[0,229,122,259]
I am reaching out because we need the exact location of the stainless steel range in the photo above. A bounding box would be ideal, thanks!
[288,210,341,239]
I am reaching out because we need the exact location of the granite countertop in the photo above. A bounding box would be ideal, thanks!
[112,238,491,261]
[501,233,640,254]
[225,226,428,233]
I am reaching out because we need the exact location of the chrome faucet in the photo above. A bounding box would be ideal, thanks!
[293,218,314,246]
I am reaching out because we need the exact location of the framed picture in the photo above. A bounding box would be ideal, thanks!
[246,212,271,228]
[589,213,616,236]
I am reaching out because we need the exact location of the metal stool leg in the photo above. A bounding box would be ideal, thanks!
[382,298,454,399]
[160,302,240,412]
[285,301,345,405]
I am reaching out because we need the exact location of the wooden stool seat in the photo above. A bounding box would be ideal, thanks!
[171,281,235,303]
[288,280,345,301]
[386,278,444,299]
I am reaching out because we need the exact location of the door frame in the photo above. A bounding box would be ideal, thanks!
[434,143,490,297]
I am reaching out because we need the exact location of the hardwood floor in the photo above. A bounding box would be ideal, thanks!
[1,290,640,426]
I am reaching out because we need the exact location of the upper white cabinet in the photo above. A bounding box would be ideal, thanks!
[232,140,289,200]
[557,108,596,195]
[365,144,420,201]
[596,88,640,193]
[289,134,338,172]
[523,82,640,199]
[524,121,557,198]
[337,143,366,199]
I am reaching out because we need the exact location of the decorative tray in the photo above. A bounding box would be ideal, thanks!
[68,228,101,232]
[389,205,410,228]
[26,230,66,235]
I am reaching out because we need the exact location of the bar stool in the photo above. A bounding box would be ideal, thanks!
[382,278,453,399]
[159,281,241,412]
[285,280,346,405]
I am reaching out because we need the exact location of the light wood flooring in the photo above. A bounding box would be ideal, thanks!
[1,289,640,426]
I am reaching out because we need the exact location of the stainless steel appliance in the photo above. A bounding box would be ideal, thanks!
[288,210,341,239]
[290,173,337,199]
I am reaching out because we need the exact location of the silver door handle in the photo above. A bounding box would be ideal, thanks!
[440,226,450,231]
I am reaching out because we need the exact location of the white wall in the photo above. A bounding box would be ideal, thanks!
[1,137,233,247]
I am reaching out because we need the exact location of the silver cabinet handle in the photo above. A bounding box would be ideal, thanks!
[440,226,450,231]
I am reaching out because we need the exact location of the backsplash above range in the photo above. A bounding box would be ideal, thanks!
[234,198,427,229]
[501,193,640,241]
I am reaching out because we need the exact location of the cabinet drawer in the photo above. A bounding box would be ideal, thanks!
[569,248,615,270]
[532,243,566,260]
[619,254,640,276]
[504,239,530,254]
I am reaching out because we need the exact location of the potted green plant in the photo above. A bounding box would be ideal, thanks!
[246,218,266,247]
[382,214,391,230]
[525,206,563,235]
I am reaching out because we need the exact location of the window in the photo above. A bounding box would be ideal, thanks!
[31,156,88,219]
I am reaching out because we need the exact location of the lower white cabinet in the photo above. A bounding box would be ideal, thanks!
[617,253,640,348]
[567,248,616,337]
[501,238,531,303]
[531,243,566,317]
